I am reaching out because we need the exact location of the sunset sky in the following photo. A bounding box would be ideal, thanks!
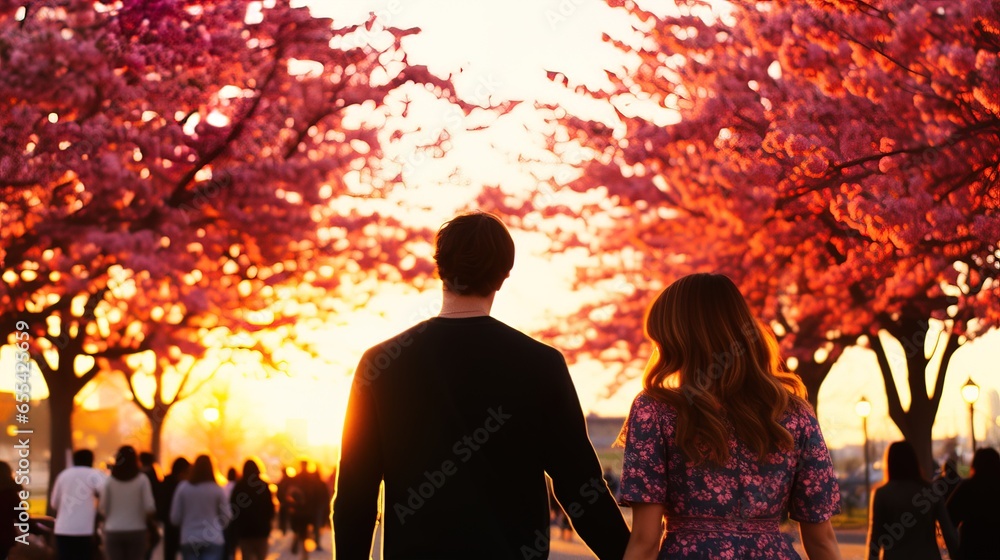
[3,0,997,467]
[293,0,1000,450]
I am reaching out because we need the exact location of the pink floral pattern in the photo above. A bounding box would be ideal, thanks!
[621,392,841,559]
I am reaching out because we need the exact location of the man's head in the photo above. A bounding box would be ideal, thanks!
[139,451,155,468]
[72,449,94,467]
[434,212,515,297]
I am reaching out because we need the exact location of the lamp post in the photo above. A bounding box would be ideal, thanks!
[855,396,872,507]
[961,377,980,453]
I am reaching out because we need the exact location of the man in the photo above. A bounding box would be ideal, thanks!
[50,449,107,560]
[333,212,630,559]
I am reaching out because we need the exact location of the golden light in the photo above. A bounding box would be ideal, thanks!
[855,396,872,418]
[961,377,980,405]
[203,406,220,423]
[6,425,19,437]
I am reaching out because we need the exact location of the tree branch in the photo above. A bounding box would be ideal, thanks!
[870,332,908,432]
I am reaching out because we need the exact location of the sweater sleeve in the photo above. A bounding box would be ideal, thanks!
[332,351,384,560]
[540,349,630,560]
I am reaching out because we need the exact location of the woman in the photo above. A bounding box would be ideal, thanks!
[99,446,157,560]
[228,458,275,560]
[947,447,1000,559]
[170,455,227,560]
[620,273,842,560]
[866,441,959,560]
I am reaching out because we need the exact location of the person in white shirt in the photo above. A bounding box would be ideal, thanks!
[50,449,107,560]
[99,445,156,560]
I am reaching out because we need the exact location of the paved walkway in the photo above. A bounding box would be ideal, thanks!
[258,528,598,560]
[243,525,869,559]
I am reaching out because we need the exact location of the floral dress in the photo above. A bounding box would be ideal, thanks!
[620,393,841,559]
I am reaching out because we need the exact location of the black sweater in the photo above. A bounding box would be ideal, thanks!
[333,316,630,559]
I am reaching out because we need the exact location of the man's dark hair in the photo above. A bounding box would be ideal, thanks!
[72,449,94,467]
[434,212,515,296]
[139,451,155,467]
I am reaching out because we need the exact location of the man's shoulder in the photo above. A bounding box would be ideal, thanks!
[479,318,564,359]
[362,318,563,358]
[364,321,430,353]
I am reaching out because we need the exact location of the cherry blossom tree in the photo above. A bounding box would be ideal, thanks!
[548,0,999,469]
[0,0,454,489]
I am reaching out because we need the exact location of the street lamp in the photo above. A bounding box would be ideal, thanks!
[961,377,980,452]
[855,396,872,508]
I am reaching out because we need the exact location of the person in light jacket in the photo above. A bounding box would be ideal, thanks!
[170,455,228,560]
[99,446,156,560]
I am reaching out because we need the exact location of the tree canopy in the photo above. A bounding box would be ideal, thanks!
[546,0,998,468]
[1,0,457,483]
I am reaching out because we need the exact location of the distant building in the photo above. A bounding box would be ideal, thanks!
[586,415,626,473]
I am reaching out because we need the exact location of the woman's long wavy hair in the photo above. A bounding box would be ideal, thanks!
[641,273,807,466]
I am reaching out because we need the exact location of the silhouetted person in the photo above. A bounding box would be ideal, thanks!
[866,441,959,560]
[286,478,310,559]
[223,467,238,560]
[934,456,961,505]
[170,455,227,560]
[51,449,107,560]
[228,458,274,560]
[139,452,162,560]
[275,465,294,535]
[619,273,842,559]
[948,447,1000,560]
[100,446,156,560]
[159,458,190,560]
[297,460,328,549]
[334,212,629,559]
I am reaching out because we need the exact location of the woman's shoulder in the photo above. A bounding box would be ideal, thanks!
[778,398,820,431]
[631,391,677,419]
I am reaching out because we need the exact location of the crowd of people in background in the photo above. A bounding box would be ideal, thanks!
[0,443,994,559]
[0,448,336,560]
[0,443,995,559]
[865,443,1000,560]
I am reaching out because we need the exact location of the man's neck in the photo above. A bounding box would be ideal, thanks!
[438,291,495,317]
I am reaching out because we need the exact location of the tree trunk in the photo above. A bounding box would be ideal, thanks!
[795,360,833,411]
[150,413,164,463]
[871,316,958,477]
[147,403,172,463]
[46,388,76,508]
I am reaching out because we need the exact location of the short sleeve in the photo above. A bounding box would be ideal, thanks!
[788,408,841,523]
[619,393,669,505]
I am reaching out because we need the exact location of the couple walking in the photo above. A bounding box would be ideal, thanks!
[333,213,842,559]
